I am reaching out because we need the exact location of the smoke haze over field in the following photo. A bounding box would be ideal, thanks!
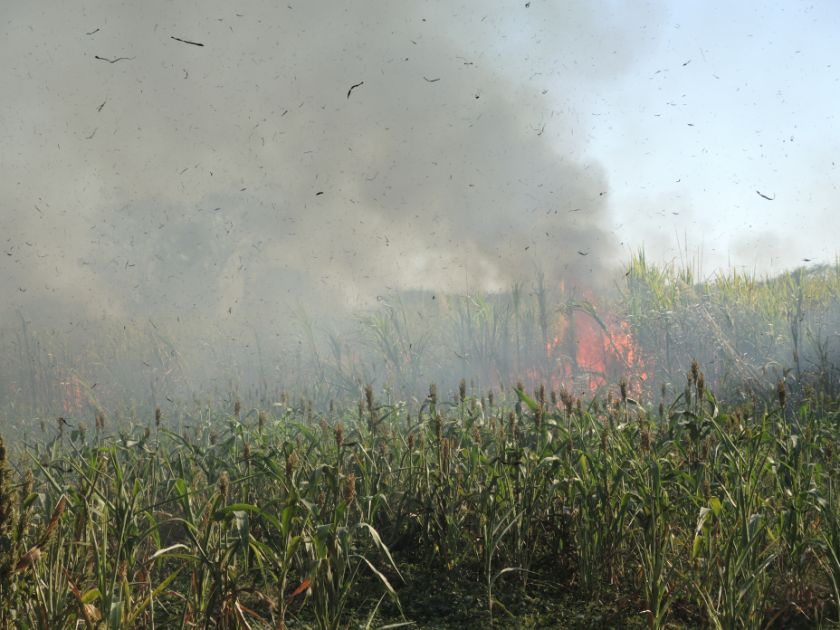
[2,1,840,404]
[1,0,669,327]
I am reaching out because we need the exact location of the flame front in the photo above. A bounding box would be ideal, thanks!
[544,302,650,396]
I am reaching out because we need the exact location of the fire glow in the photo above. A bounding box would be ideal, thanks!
[543,303,650,395]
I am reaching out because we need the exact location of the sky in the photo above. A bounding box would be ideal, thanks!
[599,2,840,273]
[1,0,838,326]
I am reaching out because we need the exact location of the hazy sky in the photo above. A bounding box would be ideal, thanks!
[2,0,838,323]
[599,2,840,273]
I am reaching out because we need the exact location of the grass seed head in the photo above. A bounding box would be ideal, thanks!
[334,423,345,450]
[365,384,374,413]
[344,473,357,504]
[561,389,573,415]
[38,495,66,548]
[14,546,41,573]
[690,359,700,385]
[441,438,450,472]
[640,425,651,452]
[218,471,230,502]
[777,379,787,409]
[285,449,299,479]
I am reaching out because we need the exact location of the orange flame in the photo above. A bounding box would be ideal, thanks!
[544,302,650,396]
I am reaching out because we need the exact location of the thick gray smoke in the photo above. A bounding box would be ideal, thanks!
[1,1,662,326]
[0,1,673,414]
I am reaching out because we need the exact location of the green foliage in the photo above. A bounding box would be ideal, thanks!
[624,251,840,400]
[1,375,840,627]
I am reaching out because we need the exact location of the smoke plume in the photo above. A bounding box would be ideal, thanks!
[1,1,663,328]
